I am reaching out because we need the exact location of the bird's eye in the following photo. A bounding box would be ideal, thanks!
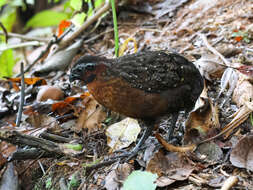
[86,63,95,71]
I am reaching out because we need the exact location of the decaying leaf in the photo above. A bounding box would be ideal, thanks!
[152,0,189,19]
[221,75,253,138]
[26,114,59,129]
[5,77,47,86]
[230,135,253,171]
[146,149,194,187]
[184,97,220,144]
[75,96,106,134]
[106,118,140,152]
[237,65,253,78]
[232,76,253,109]
[222,105,251,139]
[218,68,238,102]
[194,53,225,80]
[104,163,133,190]
[195,142,223,162]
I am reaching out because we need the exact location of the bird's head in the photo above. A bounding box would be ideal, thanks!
[69,55,107,84]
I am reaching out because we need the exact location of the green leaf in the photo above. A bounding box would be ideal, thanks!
[123,171,158,190]
[0,49,15,78]
[0,0,7,8]
[95,0,104,8]
[70,0,82,10]
[65,143,83,151]
[71,12,86,27]
[0,8,16,32]
[25,10,69,28]
[45,177,52,189]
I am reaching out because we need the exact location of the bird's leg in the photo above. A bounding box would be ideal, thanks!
[124,121,154,161]
[132,122,153,152]
[112,120,154,161]
[167,113,179,141]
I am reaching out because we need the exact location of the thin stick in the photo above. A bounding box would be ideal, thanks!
[16,61,25,127]
[15,27,73,77]
[199,33,231,66]
[59,0,111,49]
[0,41,45,52]
[0,31,50,42]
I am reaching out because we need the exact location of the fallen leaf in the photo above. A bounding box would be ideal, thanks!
[237,65,253,77]
[195,142,223,162]
[5,77,47,86]
[146,149,194,187]
[194,53,225,80]
[184,98,220,144]
[104,163,133,190]
[218,68,238,101]
[75,96,106,133]
[106,118,141,152]
[230,135,253,171]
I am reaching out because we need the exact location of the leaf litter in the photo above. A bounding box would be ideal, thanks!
[1,0,253,189]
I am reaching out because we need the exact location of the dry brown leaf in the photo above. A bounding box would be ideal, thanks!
[195,142,223,162]
[222,105,251,139]
[75,96,106,134]
[146,149,194,187]
[104,163,133,190]
[184,97,220,144]
[26,114,59,129]
[232,76,253,108]
[230,135,253,171]
[221,75,253,138]
[194,53,225,80]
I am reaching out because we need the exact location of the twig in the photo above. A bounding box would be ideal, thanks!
[0,31,50,42]
[38,160,46,175]
[221,176,238,190]
[59,0,111,49]
[15,27,73,77]
[83,28,114,43]
[0,41,45,52]
[199,33,231,66]
[85,159,119,175]
[0,130,64,155]
[0,22,8,43]
[15,61,25,127]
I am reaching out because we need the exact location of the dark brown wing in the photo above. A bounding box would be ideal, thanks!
[108,51,200,93]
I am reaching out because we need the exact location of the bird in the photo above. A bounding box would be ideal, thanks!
[69,50,204,159]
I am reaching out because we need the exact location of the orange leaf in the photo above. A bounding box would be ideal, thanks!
[58,20,71,37]
[64,96,79,103]
[6,77,47,85]
[80,92,91,99]
[234,36,243,42]
[52,102,68,112]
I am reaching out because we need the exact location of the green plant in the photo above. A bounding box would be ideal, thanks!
[110,0,119,57]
